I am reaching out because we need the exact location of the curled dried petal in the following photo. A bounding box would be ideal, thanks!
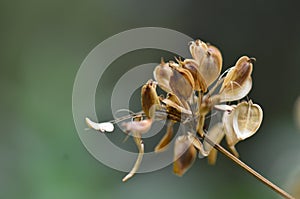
[141,80,160,118]
[173,135,197,176]
[85,117,114,132]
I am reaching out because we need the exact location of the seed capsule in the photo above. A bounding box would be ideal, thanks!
[141,80,160,118]
[219,56,254,102]
[182,59,207,92]
[169,62,195,101]
[153,60,173,93]
[223,101,263,157]
[189,40,223,86]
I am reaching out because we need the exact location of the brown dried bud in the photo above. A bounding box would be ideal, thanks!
[173,135,197,176]
[141,80,160,118]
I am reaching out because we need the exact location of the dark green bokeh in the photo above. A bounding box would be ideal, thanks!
[1,0,300,199]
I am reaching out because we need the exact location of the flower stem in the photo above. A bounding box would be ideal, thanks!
[204,135,295,199]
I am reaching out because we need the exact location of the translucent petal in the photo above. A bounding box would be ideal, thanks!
[198,44,223,86]
[153,61,173,93]
[189,39,208,63]
[203,123,224,153]
[85,117,114,132]
[219,76,252,103]
[233,101,263,140]
[173,135,197,176]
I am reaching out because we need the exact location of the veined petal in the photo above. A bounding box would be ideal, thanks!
[219,56,254,102]
[233,101,263,140]
[85,117,114,132]
[219,76,252,103]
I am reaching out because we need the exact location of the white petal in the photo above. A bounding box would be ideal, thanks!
[85,117,114,132]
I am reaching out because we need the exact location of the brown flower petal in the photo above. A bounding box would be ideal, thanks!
[173,135,197,176]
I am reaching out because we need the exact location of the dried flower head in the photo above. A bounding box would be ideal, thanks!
[85,38,295,199]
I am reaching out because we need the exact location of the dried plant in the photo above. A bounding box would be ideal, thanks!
[86,39,294,199]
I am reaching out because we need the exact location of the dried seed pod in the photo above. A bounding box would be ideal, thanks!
[182,59,207,92]
[223,101,263,157]
[198,44,223,86]
[173,135,197,176]
[141,80,160,118]
[85,117,114,132]
[233,100,263,140]
[153,60,173,93]
[169,62,195,101]
[187,132,209,157]
[155,120,174,152]
[166,92,184,107]
[219,56,254,102]
[189,39,208,64]
[203,123,225,164]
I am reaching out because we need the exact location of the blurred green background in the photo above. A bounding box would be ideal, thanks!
[1,0,300,199]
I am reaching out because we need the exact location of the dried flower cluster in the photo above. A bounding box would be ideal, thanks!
[86,39,264,182]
